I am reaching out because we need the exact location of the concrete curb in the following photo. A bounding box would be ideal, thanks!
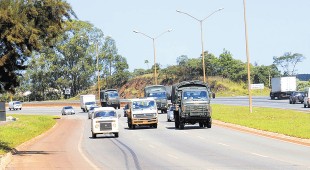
[0,119,60,169]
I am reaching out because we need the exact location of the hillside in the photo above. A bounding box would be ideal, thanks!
[118,75,270,99]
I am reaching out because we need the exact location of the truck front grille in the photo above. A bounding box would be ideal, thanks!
[100,123,112,130]
[185,105,208,116]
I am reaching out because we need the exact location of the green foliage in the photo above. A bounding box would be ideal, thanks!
[0,0,75,93]
[273,52,305,76]
[212,104,310,139]
[0,114,58,155]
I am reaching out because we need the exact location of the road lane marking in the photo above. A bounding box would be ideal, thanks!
[218,143,229,147]
[78,121,100,170]
[251,152,268,158]
[167,154,179,159]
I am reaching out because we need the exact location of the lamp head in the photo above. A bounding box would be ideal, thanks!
[133,30,139,33]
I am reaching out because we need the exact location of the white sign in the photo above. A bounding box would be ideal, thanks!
[251,84,264,90]
[65,88,71,95]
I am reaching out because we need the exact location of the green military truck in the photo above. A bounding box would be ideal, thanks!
[100,89,120,109]
[144,85,168,113]
[171,80,212,129]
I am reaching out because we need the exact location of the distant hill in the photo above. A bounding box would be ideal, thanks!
[297,74,310,81]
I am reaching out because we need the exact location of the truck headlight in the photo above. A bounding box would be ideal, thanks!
[95,124,99,128]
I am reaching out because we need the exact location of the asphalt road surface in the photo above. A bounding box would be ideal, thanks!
[6,104,310,169]
[212,96,310,112]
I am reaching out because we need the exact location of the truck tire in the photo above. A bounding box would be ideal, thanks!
[128,118,132,129]
[114,133,119,138]
[179,122,185,130]
[118,105,120,109]
[206,118,212,128]
[82,108,85,112]
[199,122,204,128]
[154,124,157,128]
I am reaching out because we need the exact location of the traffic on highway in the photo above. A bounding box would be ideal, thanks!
[4,95,310,169]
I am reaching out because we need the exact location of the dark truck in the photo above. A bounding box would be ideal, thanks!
[100,89,120,109]
[144,85,168,113]
[171,80,212,129]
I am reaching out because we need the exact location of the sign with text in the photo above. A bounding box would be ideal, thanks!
[251,84,264,90]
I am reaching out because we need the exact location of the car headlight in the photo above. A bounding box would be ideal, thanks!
[95,124,99,128]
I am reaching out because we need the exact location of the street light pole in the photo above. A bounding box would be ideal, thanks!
[177,8,224,83]
[133,29,172,85]
[96,41,100,104]
[243,0,253,113]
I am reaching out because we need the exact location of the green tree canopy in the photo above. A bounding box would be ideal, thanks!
[273,52,305,76]
[0,0,75,93]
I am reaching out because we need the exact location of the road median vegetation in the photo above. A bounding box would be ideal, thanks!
[0,114,58,155]
[212,104,310,139]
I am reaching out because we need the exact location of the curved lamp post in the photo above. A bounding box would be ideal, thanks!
[133,29,173,85]
[177,8,224,83]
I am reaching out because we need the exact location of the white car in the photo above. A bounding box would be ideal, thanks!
[167,105,175,122]
[88,105,99,119]
[91,107,120,138]
[61,106,75,115]
[9,101,22,110]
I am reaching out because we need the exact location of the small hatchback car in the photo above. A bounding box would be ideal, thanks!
[61,106,75,115]
[91,107,120,138]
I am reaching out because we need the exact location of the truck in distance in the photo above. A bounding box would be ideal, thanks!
[80,94,96,112]
[144,85,168,113]
[270,76,296,100]
[171,80,212,129]
[100,89,120,109]
[126,98,158,129]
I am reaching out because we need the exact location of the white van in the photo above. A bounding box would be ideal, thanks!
[304,87,310,108]
[9,101,22,110]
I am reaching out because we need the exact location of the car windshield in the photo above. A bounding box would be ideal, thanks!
[108,92,119,98]
[132,100,156,110]
[64,106,73,109]
[147,92,166,99]
[94,111,116,118]
[294,92,303,96]
[183,90,208,100]
[90,106,98,110]
[85,102,95,105]
[14,101,21,104]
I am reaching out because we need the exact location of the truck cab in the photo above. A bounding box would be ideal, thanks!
[100,89,120,109]
[127,98,158,129]
[144,85,168,113]
[172,81,212,129]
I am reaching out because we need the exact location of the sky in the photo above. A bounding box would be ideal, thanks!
[66,0,310,74]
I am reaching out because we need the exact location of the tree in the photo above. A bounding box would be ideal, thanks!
[0,0,75,93]
[273,52,305,76]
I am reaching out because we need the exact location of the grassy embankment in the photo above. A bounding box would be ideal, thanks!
[212,104,310,139]
[0,114,58,155]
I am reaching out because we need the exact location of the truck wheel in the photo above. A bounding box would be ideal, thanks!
[199,122,204,128]
[82,108,85,112]
[175,117,179,129]
[118,105,120,109]
[114,133,119,138]
[308,102,310,108]
[289,100,292,104]
[132,125,136,129]
[9,108,11,111]
[180,122,185,130]
[304,104,307,108]
[153,124,158,128]
[206,119,212,128]
[128,119,132,129]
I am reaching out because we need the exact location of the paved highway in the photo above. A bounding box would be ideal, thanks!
[6,105,310,169]
[212,96,310,112]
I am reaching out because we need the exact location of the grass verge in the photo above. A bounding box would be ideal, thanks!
[212,104,310,139]
[0,114,58,155]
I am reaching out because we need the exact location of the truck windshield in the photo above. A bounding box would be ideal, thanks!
[95,111,116,118]
[108,92,119,98]
[147,92,166,99]
[183,91,208,100]
[132,100,156,110]
[85,102,96,105]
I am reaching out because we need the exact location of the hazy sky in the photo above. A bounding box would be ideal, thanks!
[67,0,310,74]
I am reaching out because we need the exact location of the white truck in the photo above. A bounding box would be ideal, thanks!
[80,95,96,112]
[270,77,296,100]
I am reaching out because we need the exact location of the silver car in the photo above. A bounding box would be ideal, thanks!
[88,105,99,119]
[167,106,175,122]
[61,106,75,115]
